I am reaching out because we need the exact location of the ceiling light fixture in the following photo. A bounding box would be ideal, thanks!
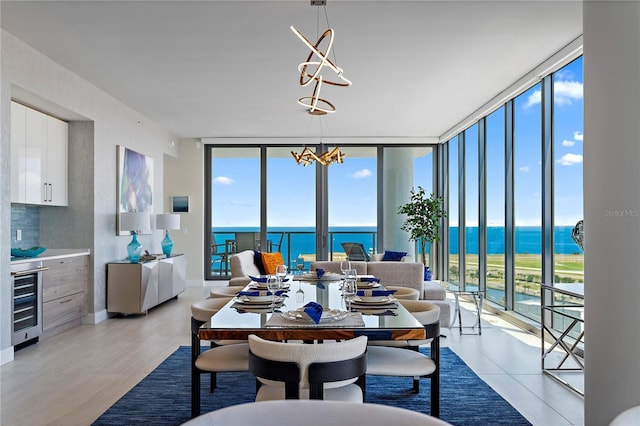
[291,0,351,115]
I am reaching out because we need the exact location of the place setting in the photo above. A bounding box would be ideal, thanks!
[295,268,343,282]
[349,288,399,316]
[265,301,365,328]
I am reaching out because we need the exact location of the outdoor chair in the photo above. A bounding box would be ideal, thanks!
[341,242,371,262]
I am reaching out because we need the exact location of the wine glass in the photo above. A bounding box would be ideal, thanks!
[266,275,279,312]
[295,257,305,274]
[340,260,351,275]
[342,269,357,313]
[275,264,287,286]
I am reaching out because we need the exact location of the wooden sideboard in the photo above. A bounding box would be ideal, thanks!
[106,255,186,315]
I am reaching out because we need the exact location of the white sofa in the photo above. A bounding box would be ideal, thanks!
[227,250,451,327]
[310,261,451,327]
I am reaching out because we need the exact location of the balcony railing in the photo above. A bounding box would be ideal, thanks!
[210,230,377,277]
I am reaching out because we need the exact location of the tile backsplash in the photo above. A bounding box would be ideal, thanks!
[11,205,40,248]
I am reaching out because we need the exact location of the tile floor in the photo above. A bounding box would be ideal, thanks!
[0,285,585,426]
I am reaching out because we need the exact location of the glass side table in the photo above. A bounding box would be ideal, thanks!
[440,282,484,335]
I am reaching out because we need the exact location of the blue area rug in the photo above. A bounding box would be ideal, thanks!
[93,346,531,426]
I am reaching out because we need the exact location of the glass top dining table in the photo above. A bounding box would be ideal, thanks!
[198,278,426,342]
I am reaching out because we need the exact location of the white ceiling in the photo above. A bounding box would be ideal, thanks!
[1,1,583,141]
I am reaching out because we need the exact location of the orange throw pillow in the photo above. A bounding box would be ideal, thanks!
[261,252,284,274]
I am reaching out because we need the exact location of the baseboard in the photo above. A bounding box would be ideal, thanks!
[83,309,108,325]
[0,346,15,366]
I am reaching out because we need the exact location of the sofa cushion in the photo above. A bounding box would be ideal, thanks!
[253,250,267,274]
[366,262,424,294]
[423,280,446,301]
[381,250,408,261]
[261,252,285,274]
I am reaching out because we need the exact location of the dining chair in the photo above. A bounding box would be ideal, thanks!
[211,234,233,275]
[247,334,368,402]
[190,298,250,418]
[365,300,441,417]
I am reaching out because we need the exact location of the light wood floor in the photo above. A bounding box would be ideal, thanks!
[0,286,584,426]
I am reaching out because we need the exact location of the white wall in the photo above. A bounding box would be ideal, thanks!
[583,2,640,424]
[164,139,205,285]
[1,30,178,358]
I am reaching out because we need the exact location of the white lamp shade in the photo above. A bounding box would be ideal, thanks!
[120,212,151,232]
[155,213,180,230]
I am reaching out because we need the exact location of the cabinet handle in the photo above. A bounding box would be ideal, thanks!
[60,298,73,304]
[43,183,47,202]
[49,183,53,202]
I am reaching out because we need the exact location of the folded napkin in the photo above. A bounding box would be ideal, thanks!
[237,290,287,297]
[249,276,289,283]
[358,276,380,283]
[303,301,323,324]
[356,289,397,297]
[315,268,325,278]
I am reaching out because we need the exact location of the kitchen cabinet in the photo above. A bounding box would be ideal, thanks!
[107,255,186,315]
[11,101,68,206]
[42,255,88,338]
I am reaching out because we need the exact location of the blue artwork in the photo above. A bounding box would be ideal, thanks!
[117,145,153,235]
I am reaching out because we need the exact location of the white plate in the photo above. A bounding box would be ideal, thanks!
[237,295,285,304]
[353,295,394,303]
[356,282,381,289]
[281,308,348,323]
[249,283,291,291]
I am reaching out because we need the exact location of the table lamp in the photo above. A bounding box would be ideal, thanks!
[155,213,180,257]
[120,211,151,263]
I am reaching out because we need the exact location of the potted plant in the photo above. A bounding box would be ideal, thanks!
[398,186,447,280]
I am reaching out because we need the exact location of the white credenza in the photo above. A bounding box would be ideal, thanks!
[11,100,68,206]
[106,255,186,315]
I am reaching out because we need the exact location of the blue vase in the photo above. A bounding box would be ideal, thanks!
[424,266,432,281]
[161,230,174,257]
[127,233,143,263]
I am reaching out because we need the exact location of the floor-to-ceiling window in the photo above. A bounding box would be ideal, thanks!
[465,125,479,291]
[448,136,460,284]
[443,54,583,326]
[208,147,260,277]
[267,147,316,268]
[205,144,436,279]
[485,108,506,306]
[513,83,543,321]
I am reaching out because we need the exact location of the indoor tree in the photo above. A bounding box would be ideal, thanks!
[398,186,447,271]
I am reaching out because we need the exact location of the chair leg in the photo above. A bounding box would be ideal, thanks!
[191,367,201,418]
[210,372,217,392]
[413,376,420,393]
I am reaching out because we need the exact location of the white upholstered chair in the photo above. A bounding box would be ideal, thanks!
[182,400,453,426]
[190,298,250,418]
[209,285,245,298]
[385,285,420,300]
[366,300,441,417]
[248,334,368,402]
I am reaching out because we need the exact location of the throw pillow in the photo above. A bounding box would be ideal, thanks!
[253,250,267,275]
[382,250,407,261]
[261,252,285,274]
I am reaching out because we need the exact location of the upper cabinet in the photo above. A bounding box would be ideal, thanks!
[11,101,68,206]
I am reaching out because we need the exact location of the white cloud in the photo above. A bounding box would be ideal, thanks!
[519,166,530,173]
[554,81,583,106]
[525,89,541,108]
[573,131,583,141]
[562,139,575,147]
[213,176,234,185]
[351,169,372,179]
[558,153,583,166]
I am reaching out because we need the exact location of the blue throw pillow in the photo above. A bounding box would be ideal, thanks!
[382,250,407,261]
[253,250,267,274]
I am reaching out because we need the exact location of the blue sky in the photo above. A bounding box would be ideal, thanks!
[211,58,583,228]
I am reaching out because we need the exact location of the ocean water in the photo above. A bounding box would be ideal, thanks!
[212,226,582,258]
